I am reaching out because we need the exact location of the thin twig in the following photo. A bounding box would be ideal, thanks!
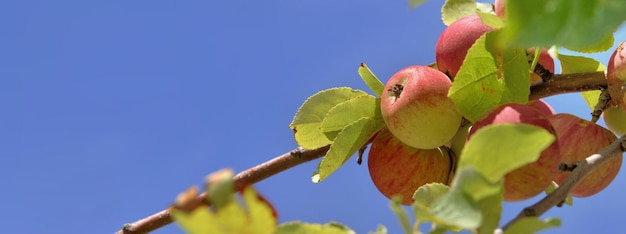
[497,135,626,232]
[116,146,330,234]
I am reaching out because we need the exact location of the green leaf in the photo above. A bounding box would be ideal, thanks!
[475,193,502,234]
[276,222,356,234]
[477,11,504,29]
[501,0,625,52]
[390,198,413,234]
[557,54,606,110]
[429,190,482,229]
[312,117,385,183]
[504,217,561,234]
[290,87,368,149]
[368,225,388,234]
[319,95,380,138]
[458,124,555,183]
[545,181,573,206]
[441,0,477,26]
[450,167,501,201]
[413,183,450,208]
[172,204,218,234]
[448,31,530,122]
[407,0,428,10]
[358,63,385,97]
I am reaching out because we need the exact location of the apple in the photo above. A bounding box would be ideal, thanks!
[494,0,505,18]
[368,128,454,205]
[547,113,622,197]
[606,41,626,111]
[603,107,626,136]
[607,41,626,82]
[467,103,561,201]
[380,65,462,149]
[528,99,556,116]
[435,14,494,78]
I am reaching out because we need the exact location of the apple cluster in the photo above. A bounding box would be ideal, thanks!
[368,3,625,205]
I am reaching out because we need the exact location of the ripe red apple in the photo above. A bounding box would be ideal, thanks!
[528,99,556,116]
[435,14,494,78]
[607,41,626,111]
[494,0,505,18]
[381,65,462,149]
[547,113,622,197]
[603,107,626,136]
[368,128,454,205]
[467,103,561,201]
[608,41,626,82]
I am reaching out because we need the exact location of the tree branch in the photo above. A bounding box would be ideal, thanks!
[497,135,626,232]
[529,72,607,101]
[117,71,611,234]
[116,146,330,234]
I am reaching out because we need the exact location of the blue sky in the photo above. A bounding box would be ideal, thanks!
[2,1,625,233]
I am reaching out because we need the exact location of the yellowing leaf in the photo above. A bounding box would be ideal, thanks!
[505,217,561,234]
[276,221,356,234]
[290,87,368,149]
[557,54,606,110]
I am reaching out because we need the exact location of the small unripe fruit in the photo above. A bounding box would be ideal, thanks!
[606,41,626,111]
[603,107,626,136]
[494,0,505,18]
[435,14,494,78]
[368,128,454,205]
[381,66,462,149]
[548,114,622,197]
[467,103,561,201]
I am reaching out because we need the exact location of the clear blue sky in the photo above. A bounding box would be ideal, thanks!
[2,1,625,233]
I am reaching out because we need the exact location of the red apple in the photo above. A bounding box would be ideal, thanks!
[467,103,561,201]
[368,128,454,205]
[548,113,622,197]
[607,41,626,111]
[435,14,494,78]
[494,0,505,18]
[607,41,626,82]
[528,99,556,116]
[603,107,626,136]
[381,65,462,149]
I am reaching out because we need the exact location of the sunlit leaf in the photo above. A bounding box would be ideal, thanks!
[557,54,606,110]
[441,0,495,26]
[449,31,530,122]
[290,87,368,149]
[407,0,428,10]
[475,193,502,234]
[502,0,625,52]
[458,124,554,183]
[429,190,482,229]
[504,217,561,234]
[319,95,380,137]
[276,221,356,234]
[312,117,384,183]
[358,63,385,97]
[367,225,388,234]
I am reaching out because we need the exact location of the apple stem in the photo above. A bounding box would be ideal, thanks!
[498,134,626,232]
